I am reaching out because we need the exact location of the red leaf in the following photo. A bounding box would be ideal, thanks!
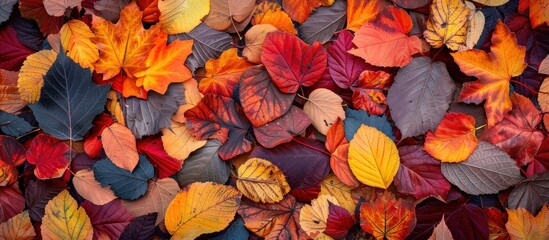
[137,136,182,178]
[84,113,114,159]
[327,30,371,90]
[0,136,26,186]
[481,93,544,166]
[288,184,320,203]
[394,145,451,199]
[0,183,25,222]
[136,0,160,23]
[352,70,392,115]
[325,118,359,187]
[261,31,327,94]
[185,94,252,160]
[19,0,65,35]
[324,202,354,239]
[26,134,74,180]
[239,65,296,127]
[253,106,311,148]
[527,136,549,176]
[82,200,135,239]
[0,26,34,71]
[483,208,510,240]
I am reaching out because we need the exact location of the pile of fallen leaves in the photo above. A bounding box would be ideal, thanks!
[1,0,548,239]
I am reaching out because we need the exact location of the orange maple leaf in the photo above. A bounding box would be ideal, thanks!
[451,20,527,127]
[199,48,254,97]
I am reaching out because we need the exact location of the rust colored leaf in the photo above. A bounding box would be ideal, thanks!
[200,48,254,97]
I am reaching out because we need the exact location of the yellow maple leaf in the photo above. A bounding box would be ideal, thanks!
[424,0,471,50]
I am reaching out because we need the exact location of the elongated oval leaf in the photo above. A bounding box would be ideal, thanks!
[441,141,524,195]
[73,169,118,206]
[29,52,110,141]
[41,190,93,240]
[236,158,290,203]
[101,123,139,172]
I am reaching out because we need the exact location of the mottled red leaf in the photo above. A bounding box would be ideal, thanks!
[394,145,451,199]
[82,200,135,239]
[527,137,549,176]
[84,113,114,159]
[24,179,67,222]
[483,208,510,240]
[26,134,74,179]
[19,0,65,35]
[253,107,311,148]
[0,26,34,71]
[137,136,182,178]
[352,70,392,115]
[481,93,544,166]
[261,31,327,94]
[360,191,416,240]
[239,65,295,127]
[327,30,370,90]
[0,183,25,222]
[185,94,253,160]
[324,202,354,239]
[0,136,25,186]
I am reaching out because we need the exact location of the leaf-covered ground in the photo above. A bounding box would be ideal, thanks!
[1,0,549,239]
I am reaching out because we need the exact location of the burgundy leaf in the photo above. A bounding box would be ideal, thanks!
[24,179,67,222]
[0,25,34,71]
[82,199,136,239]
[324,202,354,239]
[0,183,25,222]
[327,30,371,90]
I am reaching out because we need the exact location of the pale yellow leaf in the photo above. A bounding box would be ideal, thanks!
[320,174,357,214]
[300,195,339,239]
[424,0,471,50]
[17,50,57,103]
[41,190,93,240]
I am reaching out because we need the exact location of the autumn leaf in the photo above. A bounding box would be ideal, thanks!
[157,0,209,34]
[92,156,155,200]
[346,0,382,32]
[173,78,203,124]
[303,88,345,135]
[282,0,333,23]
[205,0,255,32]
[251,1,297,35]
[236,158,290,203]
[325,118,359,187]
[348,124,400,189]
[19,0,65,34]
[452,20,527,127]
[101,123,139,172]
[136,0,160,23]
[505,205,549,240]
[161,121,206,161]
[360,191,416,240]
[428,217,454,240]
[41,190,93,240]
[424,0,471,50]
[243,24,278,64]
[261,31,327,94]
[0,136,25,186]
[60,20,99,69]
[424,113,479,163]
[17,50,56,103]
[349,6,422,67]
[324,201,355,239]
[352,70,392,115]
[0,69,26,114]
[26,134,73,180]
[200,48,254,97]
[253,106,311,148]
[73,169,118,206]
[320,174,357,214]
[484,208,510,240]
[299,195,339,239]
[165,182,242,239]
[43,0,80,17]
[137,136,184,178]
[327,30,370,90]
[0,211,36,240]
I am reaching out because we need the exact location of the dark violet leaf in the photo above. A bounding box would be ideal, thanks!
[92,155,154,200]
[82,199,135,239]
[0,183,25,222]
[527,137,549,176]
[122,90,178,139]
[0,25,34,71]
[29,52,109,141]
[211,219,249,240]
[9,11,44,51]
[250,138,330,189]
[387,57,456,138]
[528,25,549,67]
[327,30,370,90]
[0,0,17,24]
[119,213,158,240]
[507,171,549,215]
[390,0,429,9]
[24,179,67,222]
[70,153,96,172]
[253,106,311,148]
[344,108,394,141]
[515,66,544,98]
[176,140,230,187]
[137,136,182,178]
[298,0,346,45]
[168,23,232,73]
[0,111,33,137]
[324,202,354,239]
[394,145,451,199]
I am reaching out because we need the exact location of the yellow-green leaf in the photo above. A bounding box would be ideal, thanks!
[60,20,99,70]
[0,211,36,240]
[41,190,93,240]
[158,0,210,34]
[423,0,471,50]
[236,158,290,203]
[17,50,56,103]
[165,182,242,239]
[348,124,400,189]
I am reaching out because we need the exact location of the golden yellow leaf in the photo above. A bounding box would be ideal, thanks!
[41,190,93,240]
[165,182,242,239]
[161,121,206,161]
[300,195,339,239]
[320,174,357,214]
[17,50,56,103]
[251,1,297,35]
[0,211,36,240]
[304,88,346,135]
[505,206,549,240]
[348,125,400,189]
[173,79,203,123]
[472,0,509,6]
[0,69,26,113]
[60,20,99,70]
[236,158,290,203]
[106,90,125,124]
[101,123,139,172]
[424,0,471,50]
[73,169,118,206]
[158,0,210,34]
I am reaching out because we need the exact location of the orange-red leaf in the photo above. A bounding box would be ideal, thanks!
[0,69,26,114]
[349,6,422,67]
[200,48,254,97]
[101,123,139,172]
[346,0,383,32]
[26,134,72,179]
[530,0,549,29]
[424,113,478,163]
[0,136,25,186]
[352,70,392,115]
[251,2,297,35]
[452,20,527,127]
[325,118,359,187]
[282,0,332,23]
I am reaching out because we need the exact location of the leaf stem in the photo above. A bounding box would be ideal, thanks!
[231,42,245,49]
[16,128,41,140]
[475,124,487,131]
[297,93,309,101]
[431,47,444,60]
[291,137,331,156]
[509,79,549,95]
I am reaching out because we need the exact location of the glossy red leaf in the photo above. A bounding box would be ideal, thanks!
[26,134,74,180]
[82,200,135,239]
[0,183,25,222]
[253,106,311,148]
[19,0,65,35]
[288,184,320,203]
[84,113,115,159]
[239,65,295,127]
[324,202,354,239]
[0,26,34,71]
[24,179,67,222]
[185,94,253,160]
[261,31,327,94]
[527,136,549,176]
[327,30,371,90]
[137,136,182,178]
[0,136,26,186]
[394,145,451,200]
[481,93,544,166]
